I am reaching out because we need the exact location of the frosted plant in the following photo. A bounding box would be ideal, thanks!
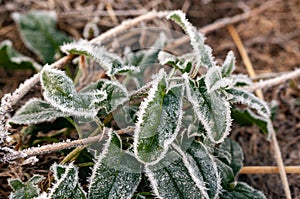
[4,10,273,199]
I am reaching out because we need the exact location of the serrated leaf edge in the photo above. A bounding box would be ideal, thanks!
[172,143,210,199]
[183,74,232,143]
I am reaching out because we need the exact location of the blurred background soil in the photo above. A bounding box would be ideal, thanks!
[0,0,299,198]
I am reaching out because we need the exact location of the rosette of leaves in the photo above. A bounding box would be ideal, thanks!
[9,10,270,199]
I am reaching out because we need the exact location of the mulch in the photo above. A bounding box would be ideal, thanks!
[0,0,299,198]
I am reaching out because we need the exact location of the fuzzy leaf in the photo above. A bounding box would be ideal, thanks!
[0,40,41,71]
[226,88,270,119]
[182,141,222,199]
[215,138,244,177]
[214,158,235,190]
[205,66,223,92]
[9,98,69,125]
[185,76,231,143]
[134,71,183,164]
[80,79,128,114]
[145,151,209,199]
[158,51,193,73]
[41,67,107,118]
[61,39,137,76]
[220,182,266,199]
[12,10,72,63]
[48,164,86,199]
[89,130,141,199]
[9,175,44,199]
[168,11,216,77]
[221,51,235,77]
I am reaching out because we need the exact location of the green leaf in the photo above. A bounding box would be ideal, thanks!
[41,67,107,118]
[226,88,270,119]
[0,40,41,71]
[9,98,69,125]
[79,79,128,114]
[48,163,86,199]
[145,150,209,199]
[61,39,137,77]
[205,66,224,93]
[221,51,235,78]
[215,138,244,177]
[167,11,216,77]
[185,76,231,143]
[134,70,183,164]
[9,175,44,199]
[89,130,141,199]
[214,158,235,190]
[12,10,72,63]
[220,182,266,199]
[158,51,193,73]
[184,141,222,199]
[231,108,268,134]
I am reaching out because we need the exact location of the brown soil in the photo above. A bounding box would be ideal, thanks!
[0,0,299,198]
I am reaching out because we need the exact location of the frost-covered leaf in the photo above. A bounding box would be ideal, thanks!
[180,141,222,199]
[9,175,44,199]
[0,40,41,71]
[231,108,268,134]
[215,138,243,177]
[185,75,231,143]
[205,66,223,93]
[134,70,183,164]
[226,88,270,119]
[158,51,193,73]
[12,10,72,63]
[168,11,216,77]
[61,39,137,76]
[89,130,141,199]
[214,158,235,190]
[220,182,266,199]
[47,163,86,199]
[9,98,69,125]
[221,51,235,78]
[145,151,209,199]
[79,79,128,113]
[41,67,107,118]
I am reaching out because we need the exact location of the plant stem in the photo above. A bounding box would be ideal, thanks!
[245,68,300,92]
[2,127,135,162]
[240,166,300,174]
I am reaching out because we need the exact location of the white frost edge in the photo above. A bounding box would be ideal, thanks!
[48,163,80,198]
[133,69,166,164]
[8,98,69,125]
[228,88,271,118]
[167,10,216,71]
[171,143,210,199]
[144,166,163,199]
[205,66,224,93]
[41,66,98,118]
[88,129,120,194]
[183,74,231,143]
[221,51,235,77]
[60,39,124,77]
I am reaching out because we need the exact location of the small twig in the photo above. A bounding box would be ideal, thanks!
[227,24,264,99]
[2,127,135,162]
[240,166,300,174]
[246,68,300,92]
[165,0,280,50]
[228,23,291,198]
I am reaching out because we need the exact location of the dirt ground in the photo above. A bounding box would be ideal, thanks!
[0,0,299,198]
